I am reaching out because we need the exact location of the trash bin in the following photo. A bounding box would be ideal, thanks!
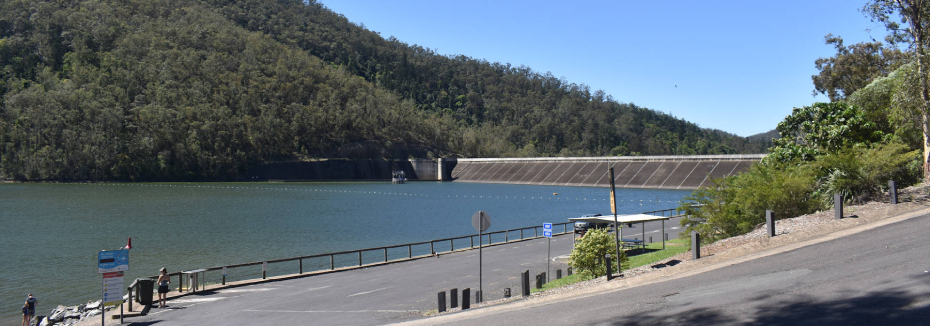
[135,279,155,306]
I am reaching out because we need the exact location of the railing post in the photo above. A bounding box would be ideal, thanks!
[384,248,388,262]
[177,274,183,293]
[505,231,508,242]
[430,241,434,254]
[408,245,412,258]
[358,251,362,266]
[299,259,303,274]
[451,239,455,251]
[535,227,538,237]
[521,229,524,239]
[471,236,474,248]
[127,286,133,311]
[331,255,335,270]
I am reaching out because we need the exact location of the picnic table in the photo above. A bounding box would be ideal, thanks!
[621,238,644,250]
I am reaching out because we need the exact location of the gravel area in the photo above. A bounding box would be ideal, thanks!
[438,182,930,313]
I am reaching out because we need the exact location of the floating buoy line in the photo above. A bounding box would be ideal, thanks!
[73,182,682,204]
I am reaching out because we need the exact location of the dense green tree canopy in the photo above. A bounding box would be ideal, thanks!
[811,34,907,101]
[0,0,768,181]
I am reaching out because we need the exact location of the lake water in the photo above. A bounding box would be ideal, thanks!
[0,182,690,323]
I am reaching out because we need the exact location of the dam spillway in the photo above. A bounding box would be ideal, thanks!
[448,155,765,190]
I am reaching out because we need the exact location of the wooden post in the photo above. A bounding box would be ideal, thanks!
[330,255,334,270]
[299,259,303,274]
[358,251,362,266]
[383,248,388,262]
[408,245,412,258]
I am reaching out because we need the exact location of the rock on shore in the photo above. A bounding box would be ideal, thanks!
[33,301,115,326]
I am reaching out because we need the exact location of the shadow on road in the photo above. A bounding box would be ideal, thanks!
[602,286,929,326]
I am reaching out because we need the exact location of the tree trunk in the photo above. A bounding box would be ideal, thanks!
[924,112,930,181]
[906,0,930,181]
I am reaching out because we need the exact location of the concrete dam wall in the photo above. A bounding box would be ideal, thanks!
[449,155,765,189]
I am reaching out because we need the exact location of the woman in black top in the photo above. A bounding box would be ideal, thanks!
[157,268,170,308]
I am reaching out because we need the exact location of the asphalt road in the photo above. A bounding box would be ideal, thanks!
[119,217,685,326]
[123,233,578,326]
[418,213,930,325]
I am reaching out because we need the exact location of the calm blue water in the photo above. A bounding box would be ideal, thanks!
[0,181,689,323]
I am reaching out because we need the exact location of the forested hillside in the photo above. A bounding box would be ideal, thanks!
[0,0,769,181]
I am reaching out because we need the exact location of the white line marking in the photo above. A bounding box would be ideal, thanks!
[169,297,226,304]
[218,288,276,293]
[245,309,419,313]
[347,287,392,297]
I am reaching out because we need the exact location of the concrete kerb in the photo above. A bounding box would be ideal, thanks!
[393,205,930,326]
[113,232,574,319]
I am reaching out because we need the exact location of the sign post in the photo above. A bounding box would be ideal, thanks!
[609,167,621,273]
[543,223,552,282]
[99,249,129,326]
[471,211,491,303]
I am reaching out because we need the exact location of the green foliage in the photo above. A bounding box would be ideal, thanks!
[811,34,907,101]
[848,63,925,151]
[0,0,769,181]
[568,228,628,279]
[768,102,891,163]
[684,139,919,241]
[679,162,820,241]
[812,142,921,205]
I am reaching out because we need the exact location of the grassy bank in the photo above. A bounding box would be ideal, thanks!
[532,238,690,293]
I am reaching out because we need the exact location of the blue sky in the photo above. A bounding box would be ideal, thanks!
[318,0,890,137]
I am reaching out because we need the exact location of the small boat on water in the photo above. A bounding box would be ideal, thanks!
[392,170,407,184]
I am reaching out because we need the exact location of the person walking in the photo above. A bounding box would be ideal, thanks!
[156,268,170,308]
[23,294,36,326]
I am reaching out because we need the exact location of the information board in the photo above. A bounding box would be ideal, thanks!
[102,271,124,306]
[98,250,129,273]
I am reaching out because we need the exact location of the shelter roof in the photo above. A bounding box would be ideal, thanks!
[568,214,672,224]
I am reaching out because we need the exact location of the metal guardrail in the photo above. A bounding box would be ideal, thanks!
[133,206,690,300]
[641,207,686,218]
[141,221,576,293]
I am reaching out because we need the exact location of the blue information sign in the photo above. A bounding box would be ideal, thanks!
[543,223,553,238]
[98,249,129,273]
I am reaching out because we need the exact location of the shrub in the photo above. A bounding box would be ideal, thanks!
[679,162,820,241]
[568,228,628,279]
[812,142,920,205]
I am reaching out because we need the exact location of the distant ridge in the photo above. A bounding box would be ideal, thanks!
[0,0,770,181]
